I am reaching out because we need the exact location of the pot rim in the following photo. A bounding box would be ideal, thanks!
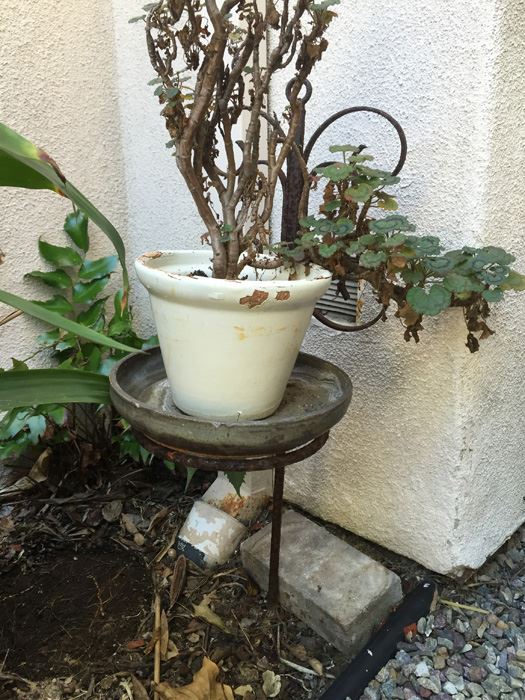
[135,249,332,288]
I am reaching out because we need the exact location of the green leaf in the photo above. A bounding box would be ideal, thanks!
[0,369,110,410]
[128,14,146,22]
[322,199,341,213]
[33,295,74,314]
[37,328,61,346]
[77,298,107,327]
[64,211,89,252]
[477,246,515,267]
[27,414,46,443]
[383,233,407,248]
[0,288,139,353]
[299,215,319,229]
[405,235,442,256]
[333,219,354,236]
[359,250,387,269]
[345,240,364,256]
[477,265,508,285]
[328,144,360,154]
[315,163,353,182]
[424,257,455,275]
[73,277,110,304]
[26,269,72,289]
[482,288,504,302]
[39,239,83,267]
[165,87,180,99]
[84,345,102,372]
[370,215,416,233]
[0,409,30,439]
[79,255,118,280]
[344,182,374,202]
[318,243,339,258]
[406,284,451,316]
[500,269,525,291]
[376,194,399,211]
[0,123,128,290]
[443,272,483,293]
[225,471,245,496]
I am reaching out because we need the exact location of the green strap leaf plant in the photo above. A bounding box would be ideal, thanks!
[0,289,139,354]
[0,122,128,297]
[0,369,109,410]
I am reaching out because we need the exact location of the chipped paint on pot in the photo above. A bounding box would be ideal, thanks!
[135,250,331,420]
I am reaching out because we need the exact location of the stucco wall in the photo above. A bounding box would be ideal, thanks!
[0,0,128,368]
[273,0,525,574]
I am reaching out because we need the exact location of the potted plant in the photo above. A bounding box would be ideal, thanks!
[134,0,338,420]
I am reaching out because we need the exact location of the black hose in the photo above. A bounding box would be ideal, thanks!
[319,580,437,700]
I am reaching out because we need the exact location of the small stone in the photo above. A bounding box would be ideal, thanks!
[485,647,498,665]
[487,614,499,625]
[497,620,510,630]
[508,663,525,679]
[418,676,441,694]
[363,687,380,700]
[452,695,465,700]
[380,679,395,697]
[460,644,473,653]
[415,661,430,678]
[376,667,390,683]
[501,588,514,605]
[403,688,417,699]
[445,670,465,691]
[417,617,427,634]
[499,651,509,670]
[516,650,525,662]
[465,666,488,683]
[510,677,524,689]
[488,625,504,639]
[438,637,455,652]
[443,681,457,694]
[395,650,412,665]
[486,663,501,675]
[455,619,468,634]
[418,689,432,699]
[477,623,488,638]
[391,688,405,700]
[435,614,447,629]
[133,532,145,546]
[466,682,484,696]
[434,656,447,670]
[482,674,512,695]
[474,646,488,659]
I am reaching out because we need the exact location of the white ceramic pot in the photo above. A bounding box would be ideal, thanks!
[135,250,331,421]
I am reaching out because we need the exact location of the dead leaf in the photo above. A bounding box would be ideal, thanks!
[261,670,281,698]
[147,506,171,534]
[169,555,187,609]
[131,675,149,700]
[288,644,308,662]
[193,594,227,632]
[308,658,323,676]
[160,609,169,659]
[166,639,179,660]
[234,686,254,698]
[122,513,139,535]
[134,532,145,547]
[102,500,123,523]
[126,639,146,650]
[153,656,234,699]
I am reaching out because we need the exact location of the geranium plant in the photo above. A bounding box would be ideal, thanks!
[274,145,525,351]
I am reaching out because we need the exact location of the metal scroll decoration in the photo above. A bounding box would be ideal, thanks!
[279,80,408,332]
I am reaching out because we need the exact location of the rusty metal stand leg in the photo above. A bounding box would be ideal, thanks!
[267,466,285,605]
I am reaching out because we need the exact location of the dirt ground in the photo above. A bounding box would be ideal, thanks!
[0,456,355,700]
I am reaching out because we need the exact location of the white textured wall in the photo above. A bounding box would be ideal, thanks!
[273,0,525,574]
[0,0,128,368]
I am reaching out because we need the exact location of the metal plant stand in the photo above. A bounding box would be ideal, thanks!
[109,348,352,603]
[109,82,407,603]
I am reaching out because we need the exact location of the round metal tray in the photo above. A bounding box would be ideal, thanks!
[109,347,352,457]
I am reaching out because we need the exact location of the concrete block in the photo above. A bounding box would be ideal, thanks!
[241,510,403,654]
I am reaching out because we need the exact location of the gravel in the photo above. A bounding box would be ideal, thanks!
[360,524,525,699]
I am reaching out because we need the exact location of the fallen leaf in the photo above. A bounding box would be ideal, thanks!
[121,513,139,535]
[308,658,323,676]
[153,656,234,699]
[288,644,308,662]
[131,675,149,700]
[403,622,417,641]
[193,594,227,632]
[169,555,187,609]
[160,609,169,659]
[102,500,123,523]
[234,685,254,698]
[261,670,281,698]
[126,639,145,650]
[166,639,179,660]
[147,506,170,534]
